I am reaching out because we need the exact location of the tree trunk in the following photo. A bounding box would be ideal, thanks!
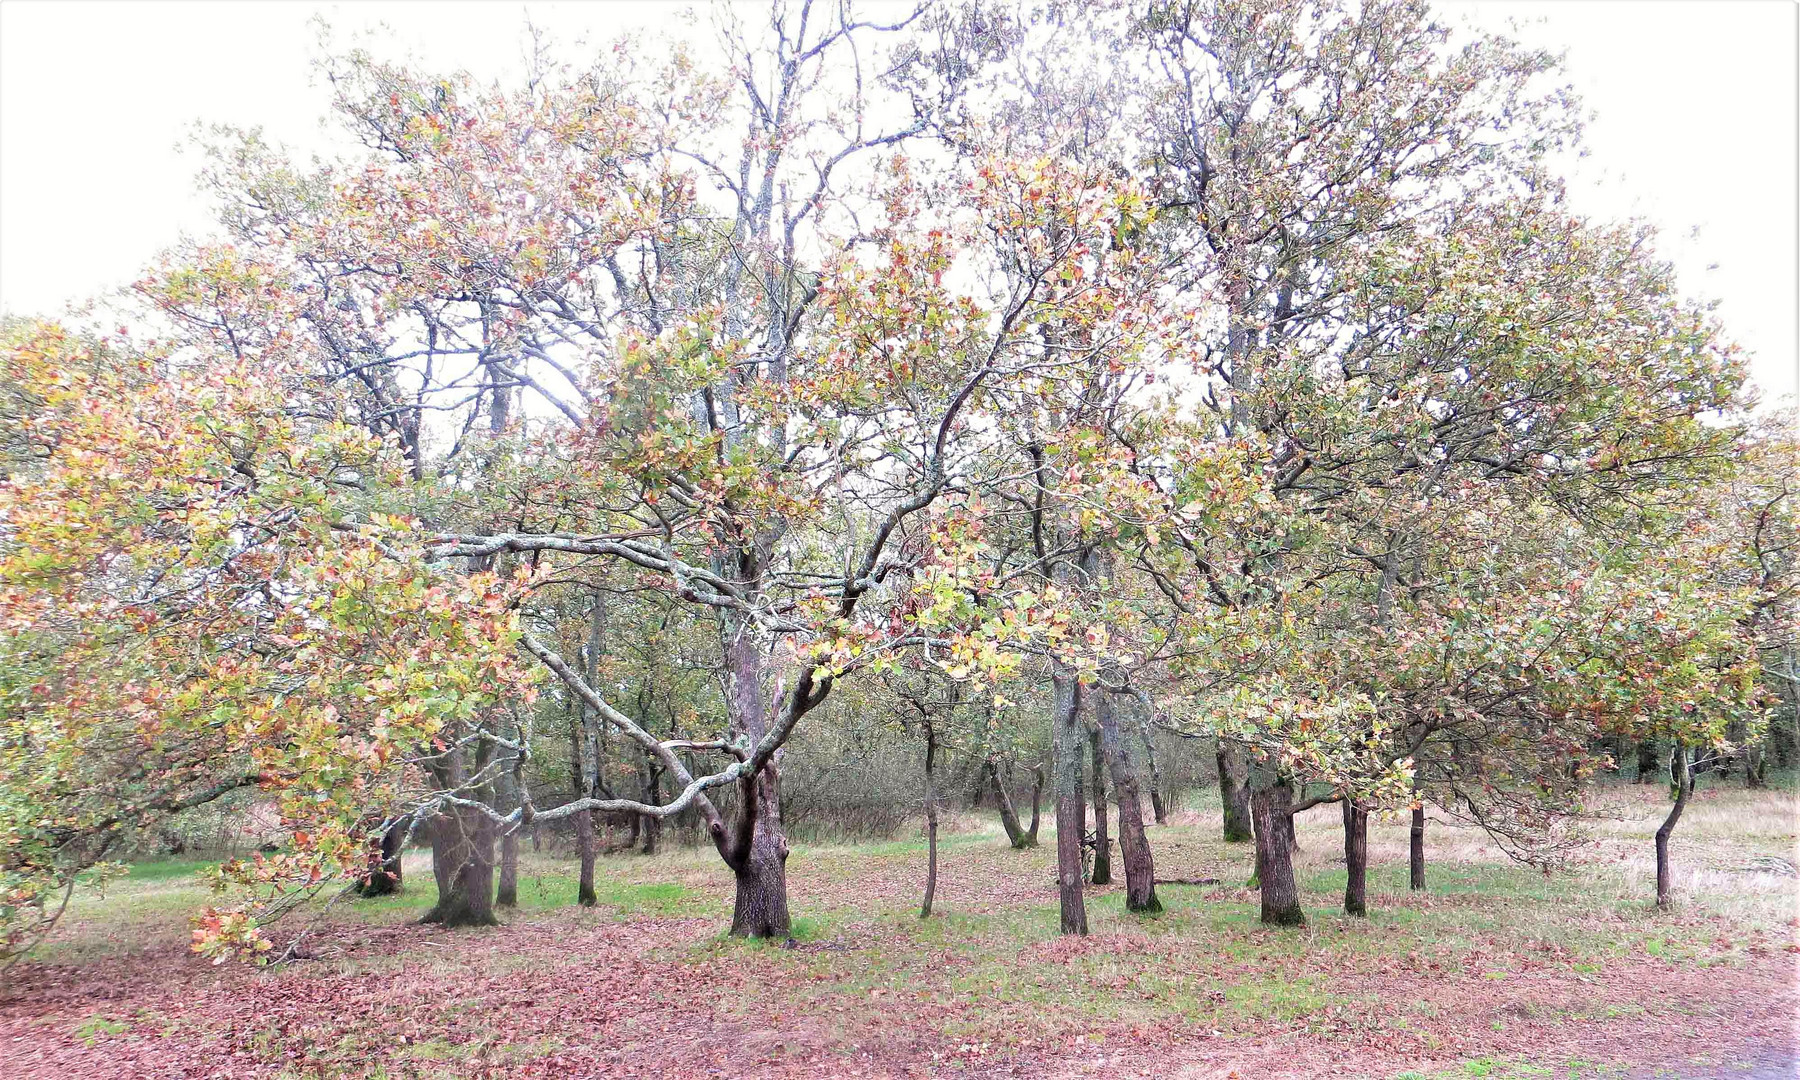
[1099,690,1161,913]
[1025,765,1044,846]
[574,809,597,906]
[988,759,1034,849]
[1342,799,1368,917]
[1409,804,1426,891]
[640,762,662,855]
[1635,738,1660,783]
[1052,668,1089,935]
[1140,720,1168,825]
[496,826,519,908]
[1743,743,1766,789]
[1217,740,1253,843]
[356,815,407,897]
[728,765,792,938]
[721,616,794,939]
[1251,783,1305,927]
[1088,726,1111,886]
[569,691,598,907]
[1655,743,1692,910]
[420,804,498,927]
[921,721,939,919]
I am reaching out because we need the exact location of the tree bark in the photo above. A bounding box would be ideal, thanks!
[574,808,597,906]
[1140,719,1168,825]
[569,694,598,907]
[1099,690,1161,913]
[1025,764,1043,846]
[420,803,498,927]
[1251,782,1305,927]
[1052,667,1089,935]
[988,759,1035,849]
[640,760,662,855]
[728,764,792,938]
[1342,799,1368,917]
[1217,740,1253,843]
[1655,743,1691,910]
[1409,803,1426,891]
[1088,726,1112,886]
[356,815,407,897]
[721,619,793,939]
[496,825,519,908]
[921,720,939,919]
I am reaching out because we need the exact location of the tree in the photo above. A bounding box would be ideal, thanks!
[0,322,530,961]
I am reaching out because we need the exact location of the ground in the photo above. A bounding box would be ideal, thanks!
[3,782,1796,1079]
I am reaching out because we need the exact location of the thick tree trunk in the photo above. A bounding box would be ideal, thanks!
[1099,690,1161,913]
[496,826,519,908]
[1251,783,1305,927]
[728,766,792,938]
[1217,740,1253,843]
[1342,799,1368,917]
[1655,743,1691,910]
[721,615,794,939]
[420,804,498,927]
[1088,726,1112,886]
[1052,668,1089,935]
[921,723,939,919]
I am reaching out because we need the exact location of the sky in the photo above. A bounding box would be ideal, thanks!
[1,0,1794,407]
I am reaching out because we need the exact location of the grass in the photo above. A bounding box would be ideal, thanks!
[13,781,1797,1078]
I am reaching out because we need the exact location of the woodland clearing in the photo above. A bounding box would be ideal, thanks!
[4,783,1795,1079]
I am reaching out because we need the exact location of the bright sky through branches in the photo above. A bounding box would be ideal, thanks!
[0,0,1793,406]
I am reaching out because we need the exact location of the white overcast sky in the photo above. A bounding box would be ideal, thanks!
[0,0,1794,406]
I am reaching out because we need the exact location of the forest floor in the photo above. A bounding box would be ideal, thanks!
[3,781,1796,1079]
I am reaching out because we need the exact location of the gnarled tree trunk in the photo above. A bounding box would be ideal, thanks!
[721,623,793,939]
[1088,726,1111,886]
[1251,780,1304,927]
[420,803,498,927]
[1217,740,1253,843]
[728,764,792,937]
[1099,689,1160,913]
[1342,799,1368,917]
